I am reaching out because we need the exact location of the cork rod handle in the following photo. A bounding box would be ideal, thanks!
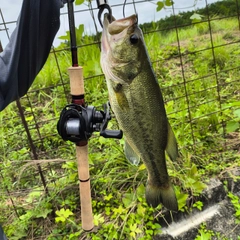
[68,66,94,232]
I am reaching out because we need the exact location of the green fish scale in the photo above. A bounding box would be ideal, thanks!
[110,64,170,187]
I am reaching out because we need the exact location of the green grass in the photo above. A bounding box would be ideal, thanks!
[0,11,240,240]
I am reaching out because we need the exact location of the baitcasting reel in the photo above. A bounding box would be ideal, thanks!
[57,102,123,143]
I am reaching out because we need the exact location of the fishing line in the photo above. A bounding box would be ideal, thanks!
[132,0,137,16]
[88,0,101,49]
[123,0,137,18]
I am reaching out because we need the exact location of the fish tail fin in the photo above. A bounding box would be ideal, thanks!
[145,182,178,212]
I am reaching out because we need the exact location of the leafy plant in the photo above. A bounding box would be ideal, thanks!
[195,224,214,240]
[89,183,162,239]
[55,208,74,223]
[195,223,229,240]
[228,192,240,224]
[75,0,84,5]
[156,0,174,12]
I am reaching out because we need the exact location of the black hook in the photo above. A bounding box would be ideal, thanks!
[97,0,113,27]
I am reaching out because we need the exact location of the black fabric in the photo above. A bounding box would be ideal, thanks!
[0,225,7,240]
[0,0,63,111]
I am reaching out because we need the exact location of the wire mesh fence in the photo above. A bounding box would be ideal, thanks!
[0,0,240,239]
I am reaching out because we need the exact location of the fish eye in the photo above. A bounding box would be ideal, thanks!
[130,34,139,44]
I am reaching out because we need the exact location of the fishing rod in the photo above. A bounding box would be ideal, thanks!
[57,0,122,232]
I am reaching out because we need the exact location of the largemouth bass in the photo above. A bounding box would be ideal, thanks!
[100,14,179,211]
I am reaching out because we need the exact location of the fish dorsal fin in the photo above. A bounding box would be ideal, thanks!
[166,122,178,161]
[124,139,140,166]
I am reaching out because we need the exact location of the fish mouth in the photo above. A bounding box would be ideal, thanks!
[101,14,138,53]
[101,14,139,84]
[106,14,138,35]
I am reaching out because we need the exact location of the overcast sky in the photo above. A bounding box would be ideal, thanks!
[0,0,217,48]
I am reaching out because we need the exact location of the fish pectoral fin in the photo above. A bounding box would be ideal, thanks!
[166,122,179,161]
[115,91,129,110]
[112,82,129,110]
[124,139,140,166]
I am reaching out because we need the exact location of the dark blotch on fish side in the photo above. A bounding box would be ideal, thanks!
[113,83,123,92]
